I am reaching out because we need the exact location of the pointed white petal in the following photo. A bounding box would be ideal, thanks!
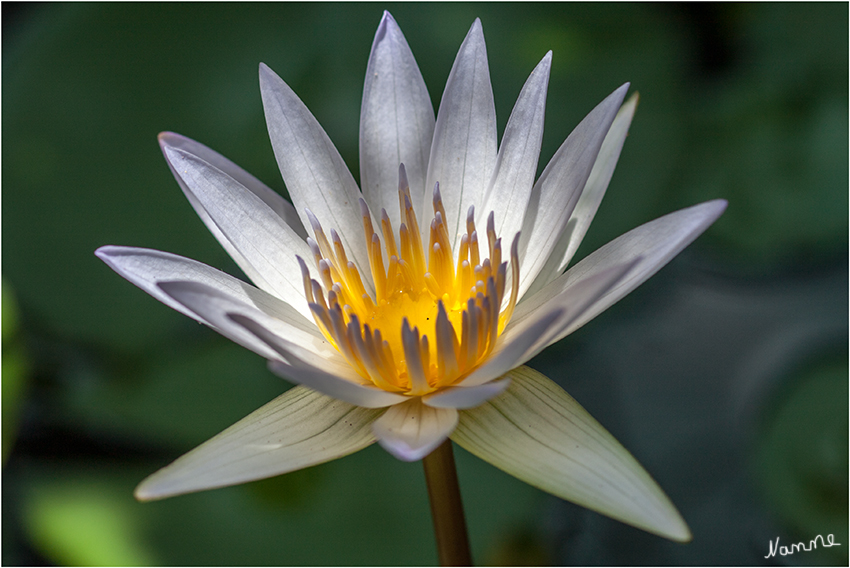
[520,200,727,347]
[232,314,409,409]
[458,308,564,388]
[482,52,552,251]
[95,246,321,345]
[135,386,381,501]
[558,92,639,273]
[517,85,630,301]
[159,132,307,240]
[157,280,339,364]
[360,11,434,227]
[452,366,692,542]
[425,19,497,248]
[505,259,638,366]
[162,145,313,318]
[422,377,511,409]
[259,63,374,293]
[372,398,459,461]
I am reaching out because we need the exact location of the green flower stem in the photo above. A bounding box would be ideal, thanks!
[422,439,472,566]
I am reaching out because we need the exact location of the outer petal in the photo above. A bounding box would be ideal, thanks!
[517,85,630,301]
[266,359,408,409]
[360,11,434,227]
[260,63,374,293]
[372,398,459,461]
[422,377,511,409]
[232,314,409,409]
[162,145,314,318]
[517,199,728,348]
[500,260,639,371]
[95,246,322,356]
[451,366,692,542]
[135,386,381,501]
[157,280,341,366]
[482,52,551,253]
[558,92,639,275]
[425,18,497,249]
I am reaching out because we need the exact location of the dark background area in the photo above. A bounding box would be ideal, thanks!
[3,3,847,565]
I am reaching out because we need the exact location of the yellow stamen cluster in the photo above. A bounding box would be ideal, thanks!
[299,165,520,396]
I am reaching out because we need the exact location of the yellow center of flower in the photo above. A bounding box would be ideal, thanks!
[298,166,519,396]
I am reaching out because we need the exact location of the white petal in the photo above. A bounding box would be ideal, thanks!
[482,52,552,252]
[457,307,565,388]
[360,11,434,227]
[159,132,307,240]
[422,377,511,409]
[372,398,459,461]
[259,63,374,293]
[520,199,727,347]
[157,280,339,364]
[504,259,638,366]
[135,386,381,501]
[95,246,321,348]
[425,18,497,249]
[517,85,630,301]
[231,313,409,409]
[558,92,639,273]
[162,145,313,318]
[452,366,692,542]
[266,359,408,409]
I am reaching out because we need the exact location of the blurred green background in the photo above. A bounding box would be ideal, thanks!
[3,2,847,565]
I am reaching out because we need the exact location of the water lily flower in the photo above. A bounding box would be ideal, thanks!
[97,12,725,543]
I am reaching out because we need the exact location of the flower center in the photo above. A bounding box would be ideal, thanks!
[298,165,519,396]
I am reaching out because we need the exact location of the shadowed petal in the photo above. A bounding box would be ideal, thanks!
[360,11,434,227]
[422,377,511,409]
[517,200,728,347]
[260,63,374,293]
[517,85,630,301]
[372,398,458,461]
[502,259,638,369]
[157,280,341,365]
[452,366,692,542]
[135,386,381,501]
[231,313,409,409]
[425,18,497,249]
[457,308,564,388]
[96,246,321,352]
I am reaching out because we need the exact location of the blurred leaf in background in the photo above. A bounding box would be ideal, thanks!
[2,2,847,565]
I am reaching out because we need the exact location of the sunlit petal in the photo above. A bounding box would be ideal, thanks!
[96,246,319,345]
[425,18,497,249]
[482,52,551,253]
[162,145,313,317]
[517,85,630,300]
[260,63,375,293]
[159,132,307,240]
[360,11,434,226]
[452,366,692,542]
[135,386,381,501]
[157,280,338,364]
[372,397,459,461]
